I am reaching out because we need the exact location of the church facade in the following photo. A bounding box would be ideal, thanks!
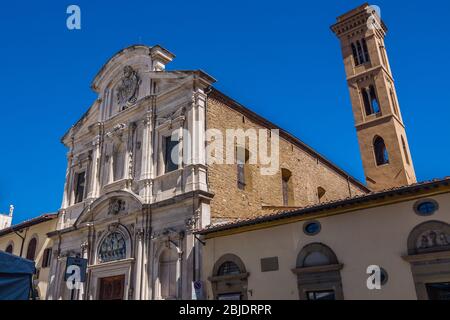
[10,3,438,300]
[45,40,368,299]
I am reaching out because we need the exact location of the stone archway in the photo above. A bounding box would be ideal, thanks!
[292,243,344,300]
[404,221,450,300]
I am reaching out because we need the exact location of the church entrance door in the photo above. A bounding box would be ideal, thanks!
[99,275,125,300]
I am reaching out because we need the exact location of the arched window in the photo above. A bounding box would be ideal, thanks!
[26,237,37,261]
[158,247,178,300]
[356,40,365,66]
[369,86,380,114]
[362,86,380,116]
[351,43,360,66]
[5,242,13,254]
[374,136,389,166]
[281,168,293,206]
[293,243,343,300]
[317,187,326,203]
[401,136,410,165]
[361,38,370,63]
[210,254,248,300]
[218,261,241,276]
[98,232,126,263]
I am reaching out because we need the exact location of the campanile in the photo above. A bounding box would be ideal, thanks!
[331,3,416,191]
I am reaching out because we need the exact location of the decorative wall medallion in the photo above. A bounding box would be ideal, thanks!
[116,66,140,110]
[108,199,126,215]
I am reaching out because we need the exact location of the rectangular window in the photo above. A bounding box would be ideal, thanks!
[164,136,179,173]
[41,248,52,268]
[307,290,336,300]
[426,283,450,300]
[74,171,86,204]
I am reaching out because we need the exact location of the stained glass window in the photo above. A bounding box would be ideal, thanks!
[99,232,126,263]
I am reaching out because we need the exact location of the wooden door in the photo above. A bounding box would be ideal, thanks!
[99,275,125,300]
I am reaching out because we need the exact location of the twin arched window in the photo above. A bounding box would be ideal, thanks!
[374,136,389,166]
[352,39,370,66]
[362,85,380,115]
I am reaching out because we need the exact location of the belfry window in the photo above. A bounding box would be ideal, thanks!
[374,136,389,166]
[361,38,370,63]
[352,39,370,66]
[351,43,360,65]
[362,86,380,116]
[74,171,86,204]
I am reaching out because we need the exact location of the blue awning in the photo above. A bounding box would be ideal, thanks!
[0,251,36,300]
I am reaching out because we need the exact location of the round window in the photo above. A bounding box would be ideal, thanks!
[380,268,389,286]
[303,221,321,236]
[414,199,439,216]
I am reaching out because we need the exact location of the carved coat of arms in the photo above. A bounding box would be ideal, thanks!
[116,66,140,110]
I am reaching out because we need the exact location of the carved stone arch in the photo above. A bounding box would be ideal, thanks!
[407,220,450,255]
[74,190,143,227]
[292,243,344,300]
[95,223,132,264]
[404,221,450,300]
[296,243,339,268]
[209,254,249,300]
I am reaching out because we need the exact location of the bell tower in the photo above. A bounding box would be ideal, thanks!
[331,3,416,191]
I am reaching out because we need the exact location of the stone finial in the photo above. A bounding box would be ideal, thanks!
[9,205,14,217]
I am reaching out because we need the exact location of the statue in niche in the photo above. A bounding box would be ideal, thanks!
[116,66,140,110]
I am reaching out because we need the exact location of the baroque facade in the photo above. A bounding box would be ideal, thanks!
[45,40,368,300]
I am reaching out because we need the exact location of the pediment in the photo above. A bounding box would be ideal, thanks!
[75,191,143,227]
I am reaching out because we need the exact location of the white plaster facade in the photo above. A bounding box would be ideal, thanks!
[46,45,215,300]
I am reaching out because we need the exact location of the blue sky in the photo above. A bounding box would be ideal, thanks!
[0,0,449,223]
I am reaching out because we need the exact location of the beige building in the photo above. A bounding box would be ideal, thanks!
[199,178,450,300]
[0,213,58,299]
[196,3,450,301]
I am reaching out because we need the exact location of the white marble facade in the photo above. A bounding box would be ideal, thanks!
[46,45,215,300]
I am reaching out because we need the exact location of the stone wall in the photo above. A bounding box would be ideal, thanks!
[206,91,368,222]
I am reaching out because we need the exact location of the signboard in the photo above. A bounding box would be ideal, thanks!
[192,280,204,300]
[64,257,88,282]
[217,293,242,300]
